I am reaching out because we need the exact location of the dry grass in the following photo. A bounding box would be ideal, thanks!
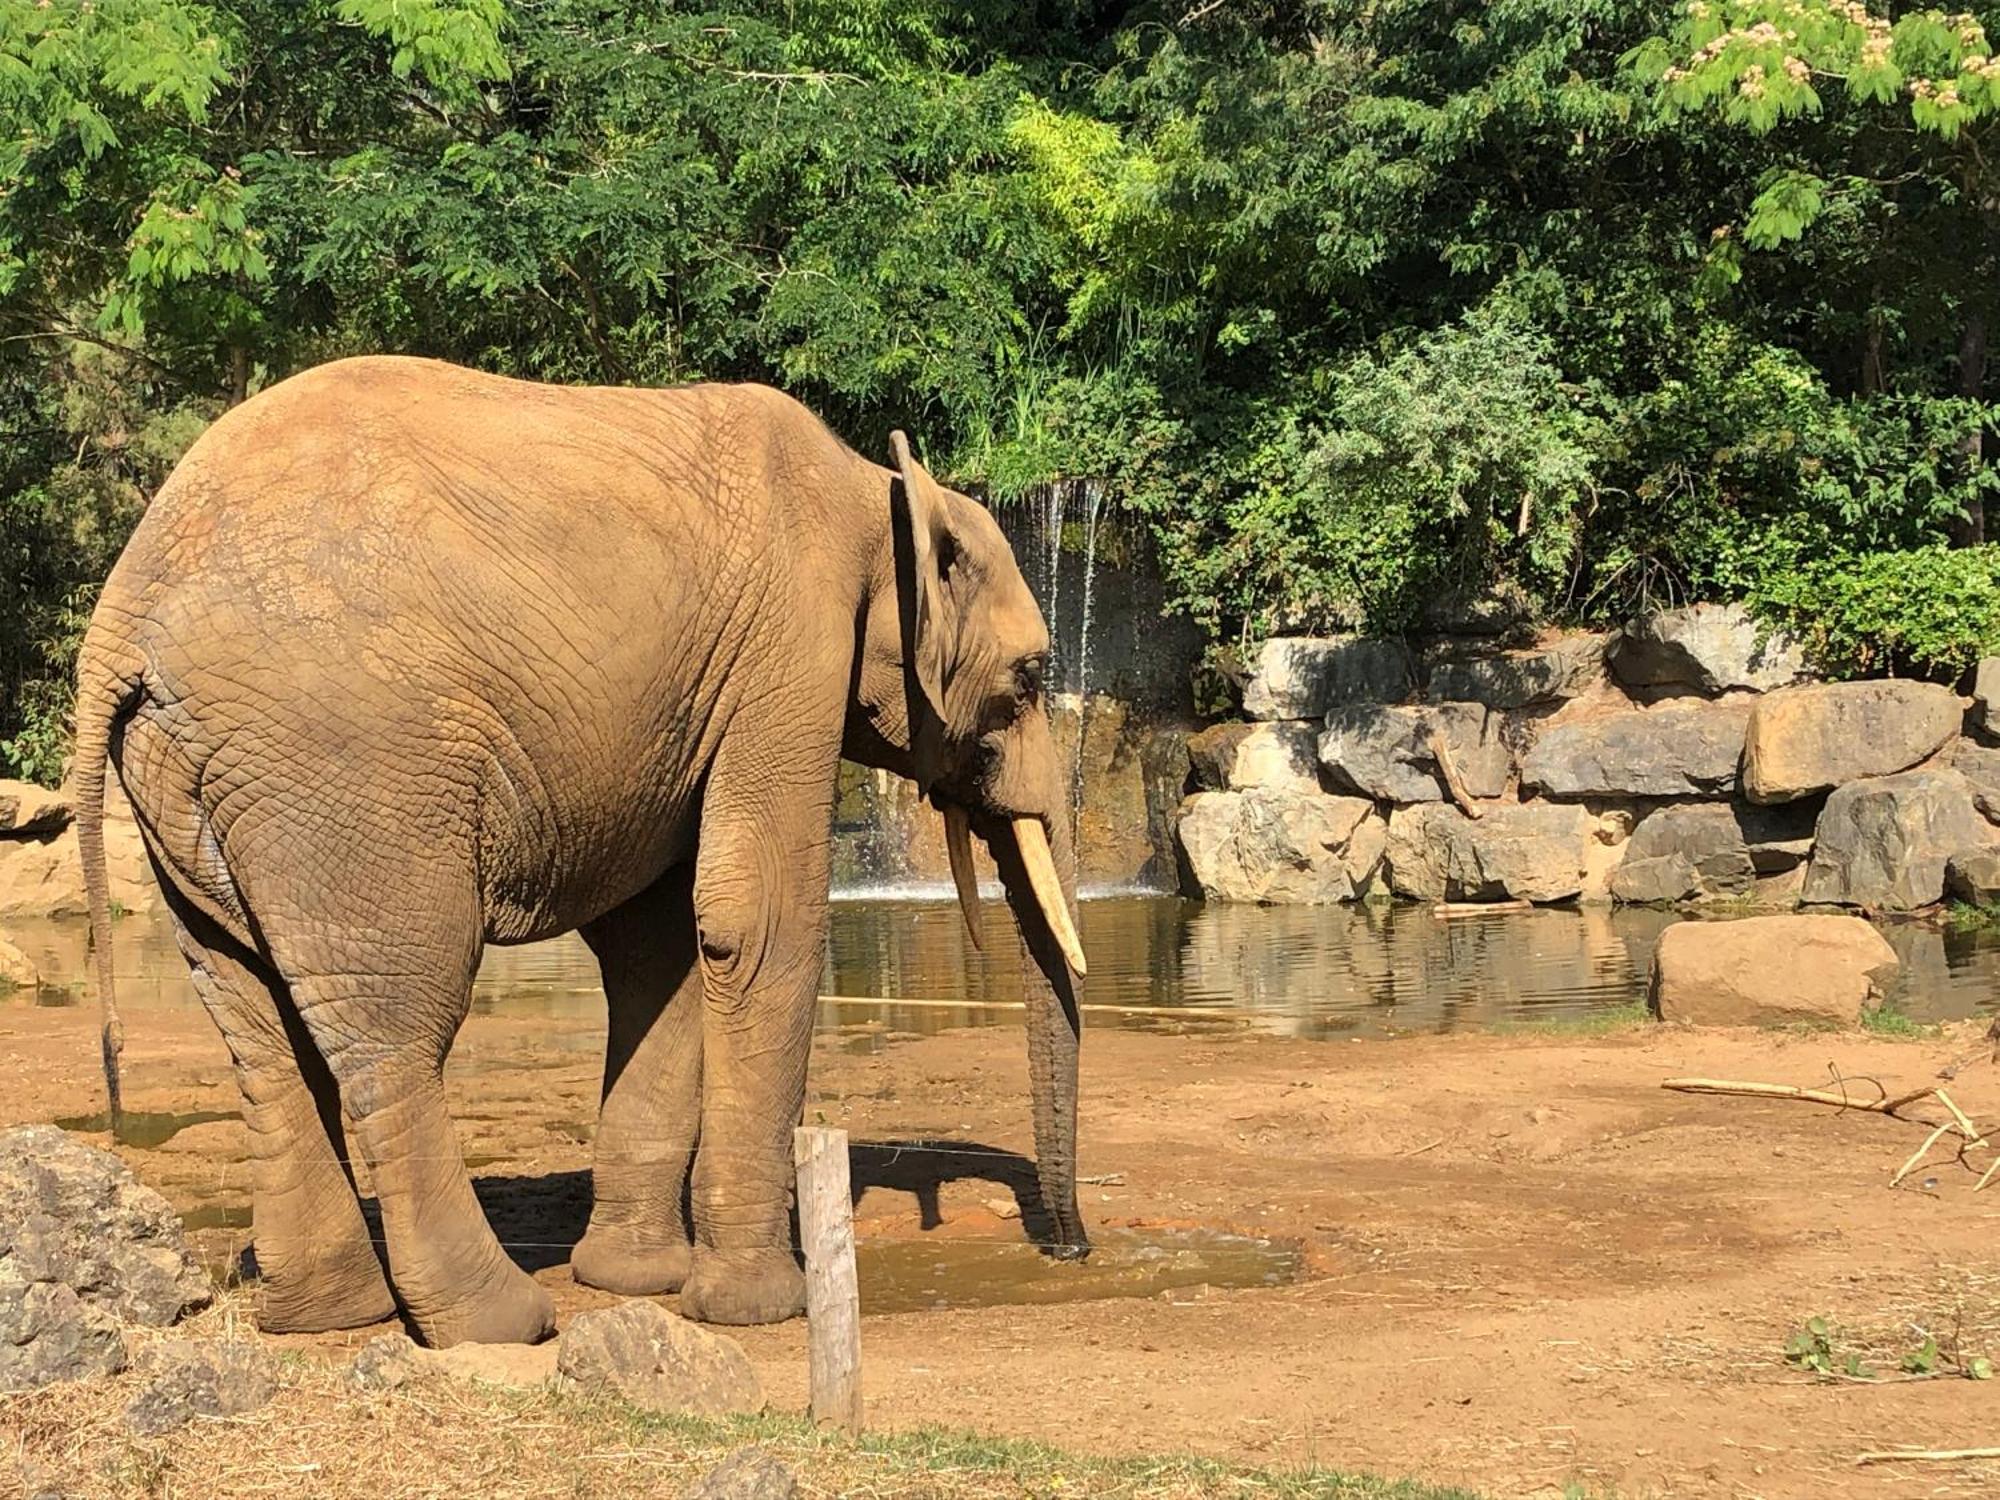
[1,1298,1479,1500]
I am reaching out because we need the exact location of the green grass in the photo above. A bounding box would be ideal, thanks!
[1492,1000,1652,1038]
[1945,899,2000,933]
[1860,1000,1934,1038]
[613,1409,1488,1498]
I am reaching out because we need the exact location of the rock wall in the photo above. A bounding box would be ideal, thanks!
[1176,604,2000,910]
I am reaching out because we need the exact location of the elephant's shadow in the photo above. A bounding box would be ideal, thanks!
[292,1138,1062,1278]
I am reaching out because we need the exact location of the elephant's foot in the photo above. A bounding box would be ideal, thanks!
[678,1245,805,1326]
[253,1235,397,1334]
[405,1255,556,1349]
[571,1223,692,1295]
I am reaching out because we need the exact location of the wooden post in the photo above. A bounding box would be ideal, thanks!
[793,1125,863,1433]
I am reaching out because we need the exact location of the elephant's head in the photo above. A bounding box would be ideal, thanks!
[845,432,1089,1260]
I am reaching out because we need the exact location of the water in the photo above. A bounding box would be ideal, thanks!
[10,897,2000,1036]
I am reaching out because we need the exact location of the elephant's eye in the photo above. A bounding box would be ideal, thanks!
[1015,655,1047,702]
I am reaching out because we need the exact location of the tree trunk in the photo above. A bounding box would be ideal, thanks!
[1952,310,1987,548]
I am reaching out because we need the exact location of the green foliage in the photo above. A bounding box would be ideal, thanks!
[1745,544,2000,678]
[1785,1315,1871,1378]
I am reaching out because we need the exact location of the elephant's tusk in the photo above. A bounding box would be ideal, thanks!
[943,803,984,951]
[1011,816,1087,977]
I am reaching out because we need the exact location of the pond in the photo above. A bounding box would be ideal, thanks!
[8,893,1997,1037]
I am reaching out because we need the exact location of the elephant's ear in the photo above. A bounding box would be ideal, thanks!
[890,429,957,721]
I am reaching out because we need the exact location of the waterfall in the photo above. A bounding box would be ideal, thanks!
[1069,478,1104,833]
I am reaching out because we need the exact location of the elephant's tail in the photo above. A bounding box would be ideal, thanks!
[73,636,144,1132]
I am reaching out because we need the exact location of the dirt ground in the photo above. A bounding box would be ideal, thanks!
[6,982,2000,1499]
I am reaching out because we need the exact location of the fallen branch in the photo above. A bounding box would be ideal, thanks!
[1426,728,1483,820]
[1857,1447,2000,1465]
[1661,1077,1937,1117]
[1432,899,1533,919]
[1892,1121,1957,1186]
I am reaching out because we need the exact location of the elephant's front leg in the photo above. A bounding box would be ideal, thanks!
[573,865,703,1295]
[677,775,834,1326]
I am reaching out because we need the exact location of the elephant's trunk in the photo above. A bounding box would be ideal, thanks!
[989,807,1088,1260]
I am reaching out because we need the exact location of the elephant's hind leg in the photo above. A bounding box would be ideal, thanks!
[275,881,555,1348]
[572,864,703,1294]
[165,889,395,1334]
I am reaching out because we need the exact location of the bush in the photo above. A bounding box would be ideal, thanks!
[1745,543,2000,681]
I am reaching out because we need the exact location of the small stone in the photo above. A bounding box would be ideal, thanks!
[686,1449,799,1500]
[123,1339,276,1436]
[557,1300,762,1417]
[0,1281,128,1392]
[983,1197,1021,1221]
[348,1331,434,1391]
[1649,915,1898,1027]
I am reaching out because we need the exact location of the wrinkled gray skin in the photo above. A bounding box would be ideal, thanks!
[72,357,1086,1346]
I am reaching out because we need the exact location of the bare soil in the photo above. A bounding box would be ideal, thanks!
[6,988,2000,1499]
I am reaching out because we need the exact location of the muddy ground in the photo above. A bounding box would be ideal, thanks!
[6,981,2000,1499]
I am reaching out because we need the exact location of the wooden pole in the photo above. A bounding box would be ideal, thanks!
[793,1125,863,1433]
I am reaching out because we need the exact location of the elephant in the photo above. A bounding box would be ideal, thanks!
[72,355,1088,1347]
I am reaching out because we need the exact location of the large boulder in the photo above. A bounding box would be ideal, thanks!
[1974,657,2000,737]
[1383,801,1596,903]
[1519,701,1750,799]
[1174,790,1384,903]
[1649,914,1898,1026]
[1803,769,1996,910]
[557,1300,762,1417]
[1742,680,1964,804]
[1425,634,1607,709]
[0,938,38,990]
[0,814,160,920]
[0,781,72,835]
[1608,802,1821,904]
[1240,636,1414,720]
[1185,721,1322,794]
[0,1126,210,1327]
[1611,603,1807,695]
[687,1450,801,1500]
[1318,702,1509,804]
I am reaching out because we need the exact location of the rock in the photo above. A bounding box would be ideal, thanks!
[0,781,72,835]
[1240,636,1413,720]
[431,1340,561,1388]
[1519,701,1750,799]
[0,1126,210,1326]
[983,1197,1021,1221]
[556,1300,762,1417]
[349,1331,434,1391]
[0,937,38,990]
[1607,803,1820,903]
[0,1281,128,1392]
[1951,739,2000,821]
[1318,703,1509,804]
[1649,914,1898,1026]
[1185,721,1321,793]
[1742,680,1964,804]
[1975,658,2000,736]
[1803,770,1996,910]
[687,1449,800,1500]
[1947,847,2000,904]
[0,815,159,921]
[1611,603,1805,694]
[1383,801,1596,903]
[1425,634,1607,709]
[1608,804,1755,904]
[124,1339,276,1436]
[1173,790,1384,903]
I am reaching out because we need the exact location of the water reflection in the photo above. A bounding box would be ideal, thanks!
[6,897,1998,1037]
